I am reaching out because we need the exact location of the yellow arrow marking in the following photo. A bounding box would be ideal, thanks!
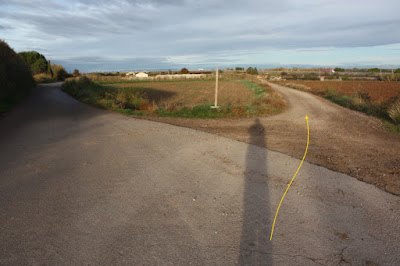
[270,115,309,241]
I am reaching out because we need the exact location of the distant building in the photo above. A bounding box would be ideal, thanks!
[125,72,135,77]
[136,71,148,78]
[198,68,204,71]
[269,76,282,81]
[321,69,334,74]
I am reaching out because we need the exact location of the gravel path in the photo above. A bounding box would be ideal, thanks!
[264,81,400,195]
[153,80,400,195]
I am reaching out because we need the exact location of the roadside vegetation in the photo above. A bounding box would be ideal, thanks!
[0,40,35,113]
[62,75,286,118]
[280,80,400,132]
[18,51,70,83]
[1,41,73,113]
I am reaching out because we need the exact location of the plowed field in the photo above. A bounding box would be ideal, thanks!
[281,81,400,103]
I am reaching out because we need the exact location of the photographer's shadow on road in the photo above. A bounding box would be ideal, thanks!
[239,118,273,265]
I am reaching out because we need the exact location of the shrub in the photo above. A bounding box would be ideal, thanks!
[73,69,81,77]
[368,68,380,73]
[51,64,69,81]
[388,99,400,124]
[334,67,345,72]
[0,40,35,111]
[379,74,400,81]
[62,76,144,111]
[179,68,189,74]
[33,73,54,83]
[246,66,259,75]
[343,74,350,81]
[18,51,48,75]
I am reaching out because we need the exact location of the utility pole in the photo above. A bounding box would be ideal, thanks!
[212,67,219,108]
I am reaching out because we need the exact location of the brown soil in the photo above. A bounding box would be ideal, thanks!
[137,81,400,196]
[106,81,255,106]
[281,80,400,103]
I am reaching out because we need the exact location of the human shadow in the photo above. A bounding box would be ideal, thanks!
[239,118,273,265]
[133,88,177,104]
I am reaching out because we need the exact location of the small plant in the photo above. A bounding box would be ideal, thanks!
[388,99,400,124]
[343,74,350,81]
[352,95,366,106]
[285,83,311,91]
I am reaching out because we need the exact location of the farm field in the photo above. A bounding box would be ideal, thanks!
[277,80,400,130]
[280,80,400,103]
[62,77,286,118]
[104,80,255,106]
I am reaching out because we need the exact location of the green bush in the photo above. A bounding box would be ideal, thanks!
[334,67,345,72]
[342,74,350,81]
[18,51,48,75]
[246,66,259,75]
[0,40,35,112]
[51,64,69,81]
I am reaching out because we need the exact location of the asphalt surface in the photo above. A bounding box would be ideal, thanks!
[0,83,399,265]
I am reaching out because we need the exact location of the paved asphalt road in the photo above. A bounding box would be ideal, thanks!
[0,83,399,265]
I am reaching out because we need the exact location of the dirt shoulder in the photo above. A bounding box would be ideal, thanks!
[139,80,400,196]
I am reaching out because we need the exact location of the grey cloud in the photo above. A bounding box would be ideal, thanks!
[2,0,400,69]
[0,24,12,30]
[56,56,174,72]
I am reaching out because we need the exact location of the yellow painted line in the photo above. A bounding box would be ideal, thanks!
[270,115,310,241]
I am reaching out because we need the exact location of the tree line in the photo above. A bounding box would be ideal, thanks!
[0,40,78,112]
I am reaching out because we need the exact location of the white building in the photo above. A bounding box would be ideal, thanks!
[136,72,148,78]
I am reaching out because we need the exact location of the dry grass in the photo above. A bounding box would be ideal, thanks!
[105,81,255,107]
[388,99,400,124]
[279,80,400,128]
[284,83,311,91]
[62,77,286,118]
[33,73,54,83]
[281,81,400,103]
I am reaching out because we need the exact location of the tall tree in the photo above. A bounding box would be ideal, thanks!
[179,68,189,74]
[47,60,53,76]
[18,51,48,75]
[73,69,81,77]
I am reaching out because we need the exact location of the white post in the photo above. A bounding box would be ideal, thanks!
[212,67,219,108]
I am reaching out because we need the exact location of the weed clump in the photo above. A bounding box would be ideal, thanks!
[388,99,400,124]
[285,83,311,91]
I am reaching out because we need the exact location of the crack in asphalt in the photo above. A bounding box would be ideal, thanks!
[336,242,351,265]
[238,248,326,265]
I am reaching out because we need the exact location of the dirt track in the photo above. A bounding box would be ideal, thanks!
[147,80,400,195]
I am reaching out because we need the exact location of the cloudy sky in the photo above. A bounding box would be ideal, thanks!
[1,0,400,72]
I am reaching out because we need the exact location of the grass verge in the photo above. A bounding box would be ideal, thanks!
[322,89,400,133]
